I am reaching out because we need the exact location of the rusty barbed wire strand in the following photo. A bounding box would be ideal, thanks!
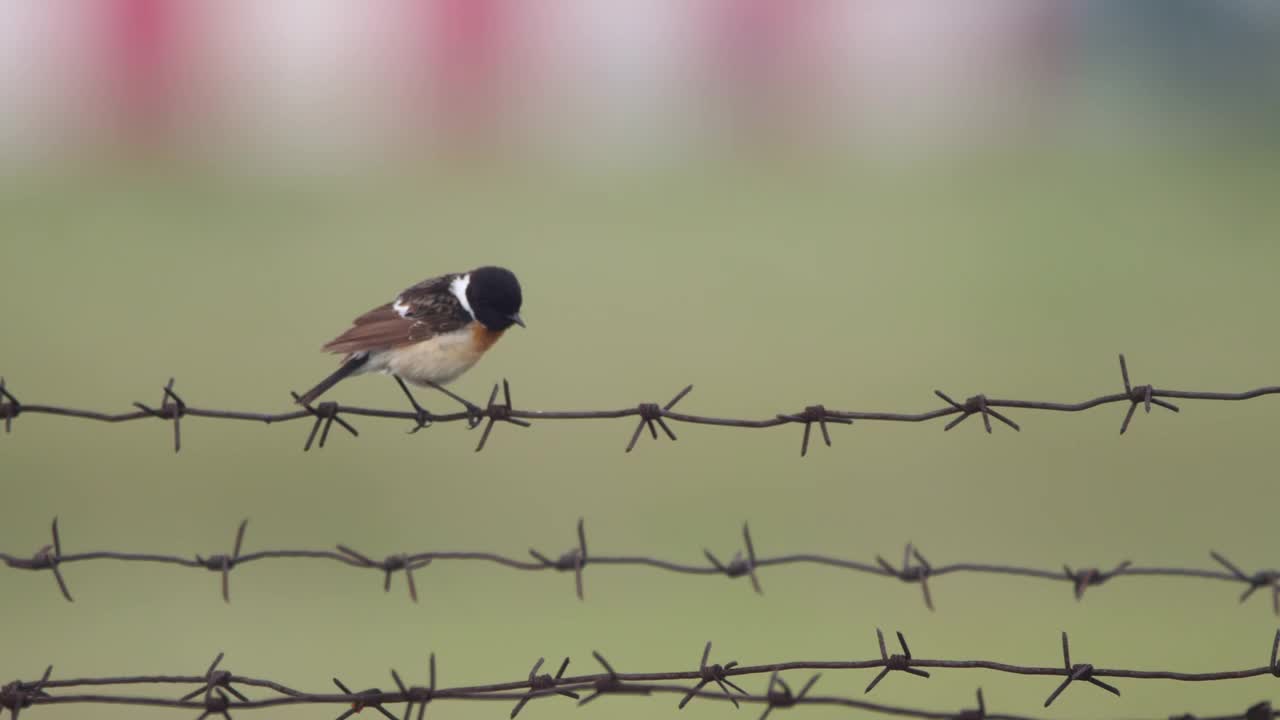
[3,632,1279,719]
[4,518,1277,613]
[2,354,1279,454]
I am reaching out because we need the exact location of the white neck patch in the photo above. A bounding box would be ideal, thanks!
[450,274,475,319]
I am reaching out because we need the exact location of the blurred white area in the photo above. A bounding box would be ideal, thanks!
[0,0,1276,169]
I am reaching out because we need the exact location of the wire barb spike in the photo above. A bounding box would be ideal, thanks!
[702,523,763,595]
[1117,354,1180,434]
[509,656,577,718]
[291,393,359,451]
[194,519,249,603]
[0,377,21,434]
[528,517,588,600]
[2,356,1279,449]
[1042,632,1121,707]
[1063,560,1132,601]
[678,642,748,710]
[864,629,930,693]
[625,385,692,452]
[875,543,934,610]
[776,404,851,456]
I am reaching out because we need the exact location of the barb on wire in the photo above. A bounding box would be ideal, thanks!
[179,653,249,706]
[1042,632,1121,707]
[16,518,74,603]
[7,634,1280,719]
[0,664,50,720]
[3,354,1276,453]
[509,657,578,718]
[678,642,749,710]
[626,385,692,452]
[758,671,820,720]
[1118,354,1179,434]
[936,391,1020,434]
[335,543,430,604]
[4,519,1279,614]
[132,378,187,453]
[957,689,986,720]
[1063,560,1132,601]
[703,523,762,595]
[776,405,851,456]
[1211,551,1280,615]
[876,543,933,611]
[864,629,929,693]
[331,676,397,720]
[529,517,588,601]
[0,377,21,434]
[289,393,359,451]
[195,520,249,604]
[473,380,531,452]
[389,652,437,720]
[578,651,650,707]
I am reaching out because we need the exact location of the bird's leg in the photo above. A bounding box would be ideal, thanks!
[394,376,435,433]
[422,380,484,426]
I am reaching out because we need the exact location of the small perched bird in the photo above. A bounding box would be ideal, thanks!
[296,266,524,406]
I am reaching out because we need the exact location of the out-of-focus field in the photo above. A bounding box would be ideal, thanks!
[2,146,1279,719]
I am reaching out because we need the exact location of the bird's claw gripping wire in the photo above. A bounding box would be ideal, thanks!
[529,517,588,600]
[423,380,485,426]
[1063,561,1132,600]
[132,378,188,452]
[864,629,930,693]
[876,543,934,610]
[703,523,763,595]
[1042,632,1120,707]
[936,391,1020,434]
[395,377,484,432]
[625,385,692,452]
[392,376,439,433]
[678,642,749,710]
[1117,354,1180,434]
[776,404,851,457]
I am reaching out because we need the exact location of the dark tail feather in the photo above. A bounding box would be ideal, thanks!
[296,354,368,405]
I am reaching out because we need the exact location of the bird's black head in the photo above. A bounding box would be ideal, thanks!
[467,266,524,331]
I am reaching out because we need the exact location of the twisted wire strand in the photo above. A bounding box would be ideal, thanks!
[3,519,1277,613]
[1,355,1277,453]
[4,633,1280,720]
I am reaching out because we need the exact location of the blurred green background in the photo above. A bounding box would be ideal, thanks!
[4,147,1279,719]
[3,2,1280,719]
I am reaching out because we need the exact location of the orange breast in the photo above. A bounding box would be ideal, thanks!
[471,323,506,353]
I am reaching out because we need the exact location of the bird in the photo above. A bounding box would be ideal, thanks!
[296,266,524,407]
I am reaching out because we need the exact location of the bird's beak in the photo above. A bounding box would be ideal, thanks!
[510,313,526,328]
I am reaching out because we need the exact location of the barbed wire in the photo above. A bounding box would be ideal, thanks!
[0,354,1278,454]
[4,518,1276,613]
[4,632,1278,719]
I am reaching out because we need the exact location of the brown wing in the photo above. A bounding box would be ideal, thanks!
[320,274,472,355]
